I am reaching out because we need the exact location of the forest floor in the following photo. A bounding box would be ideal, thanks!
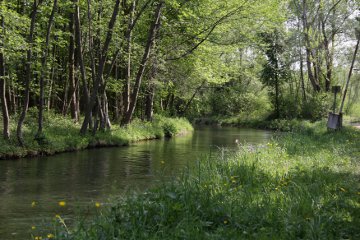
[0,111,193,160]
[43,120,360,240]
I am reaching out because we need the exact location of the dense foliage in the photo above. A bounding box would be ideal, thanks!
[1,0,359,145]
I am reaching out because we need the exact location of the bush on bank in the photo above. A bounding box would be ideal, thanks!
[47,122,360,239]
[0,111,193,159]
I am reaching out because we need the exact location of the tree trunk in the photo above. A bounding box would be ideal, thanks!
[145,61,157,121]
[17,0,42,146]
[73,0,90,124]
[320,10,335,92]
[0,12,10,140]
[122,0,136,117]
[47,44,56,110]
[68,11,78,121]
[80,0,121,134]
[36,0,57,139]
[301,0,321,92]
[300,48,306,101]
[275,75,280,118]
[123,1,163,125]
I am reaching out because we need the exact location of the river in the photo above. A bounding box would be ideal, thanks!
[0,126,273,239]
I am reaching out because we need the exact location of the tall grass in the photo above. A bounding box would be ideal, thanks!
[47,122,360,239]
[0,110,193,159]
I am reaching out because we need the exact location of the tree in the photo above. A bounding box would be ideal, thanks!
[17,0,43,146]
[80,0,121,134]
[0,1,10,140]
[290,0,357,92]
[122,0,163,125]
[260,30,289,118]
[36,0,58,140]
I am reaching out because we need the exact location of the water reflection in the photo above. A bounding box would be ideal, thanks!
[0,126,273,239]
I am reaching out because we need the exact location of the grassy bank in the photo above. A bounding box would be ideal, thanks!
[0,110,193,159]
[194,115,314,132]
[44,122,359,239]
[195,114,360,132]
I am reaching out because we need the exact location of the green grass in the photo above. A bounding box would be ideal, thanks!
[0,110,193,159]
[195,114,315,132]
[44,122,360,239]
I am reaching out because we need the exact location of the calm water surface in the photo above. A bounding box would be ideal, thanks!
[0,126,273,239]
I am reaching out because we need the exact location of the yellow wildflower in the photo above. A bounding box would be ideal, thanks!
[47,233,55,239]
[31,226,36,230]
[223,220,228,224]
[95,202,101,208]
[31,201,36,208]
[58,201,66,207]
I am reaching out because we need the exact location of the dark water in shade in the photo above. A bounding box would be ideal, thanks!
[0,126,273,239]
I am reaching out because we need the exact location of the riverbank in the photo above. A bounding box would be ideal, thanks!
[194,115,360,132]
[194,116,314,132]
[46,121,360,239]
[0,112,193,160]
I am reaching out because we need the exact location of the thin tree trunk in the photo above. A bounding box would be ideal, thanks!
[68,11,78,121]
[339,39,359,114]
[298,19,306,101]
[145,9,161,122]
[145,60,157,121]
[114,63,121,122]
[17,0,42,146]
[10,78,16,114]
[36,0,57,139]
[73,0,90,123]
[123,0,136,116]
[300,48,306,101]
[275,75,280,118]
[0,11,10,140]
[123,1,163,125]
[62,64,69,115]
[47,44,56,110]
[87,0,97,98]
[180,81,205,116]
[301,0,321,92]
